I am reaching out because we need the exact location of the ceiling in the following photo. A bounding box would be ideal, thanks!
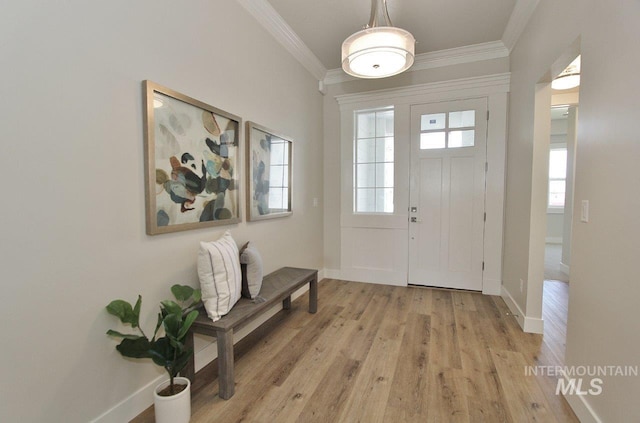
[266,0,518,70]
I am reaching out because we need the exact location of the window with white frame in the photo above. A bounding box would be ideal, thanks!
[419,109,476,149]
[548,146,567,210]
[354,108,394,213]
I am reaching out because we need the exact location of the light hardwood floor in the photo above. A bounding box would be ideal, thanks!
[542,279,569,365]
[133,279,578,422]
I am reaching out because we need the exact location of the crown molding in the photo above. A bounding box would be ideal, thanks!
[325,41,509,86]
[236,0,327,81]
[236,0,531,85]
[502,0,540,52]
[335,73,511,106]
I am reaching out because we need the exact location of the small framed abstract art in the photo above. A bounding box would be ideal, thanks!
[143,80,241,235]
[246,121,293,221]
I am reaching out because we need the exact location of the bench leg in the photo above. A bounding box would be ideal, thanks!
[283,295,292,310]
[217,329,235,399]
[182,330,195,384]
[309,276,318,313]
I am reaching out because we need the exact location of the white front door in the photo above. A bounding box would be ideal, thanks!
[408,98,488,290]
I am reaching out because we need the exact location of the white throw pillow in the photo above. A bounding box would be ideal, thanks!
[197,231,242,322]
[239,242,263,299]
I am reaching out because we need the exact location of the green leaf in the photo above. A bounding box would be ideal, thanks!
[148,338,172,367]
[115,337,152,359]
[106,300,132,321]
[106,330,143,340]
[177,310,198,340]
[106,297,140,327]
[163,313,181,338]
[132,296,142,328]
[161,300,182,316]
[152,312,163,340]
[171,284,194,302]
[192,289,202,303]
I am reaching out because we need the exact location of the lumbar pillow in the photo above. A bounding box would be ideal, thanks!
[239,242,263,299]
[197,231,242,322]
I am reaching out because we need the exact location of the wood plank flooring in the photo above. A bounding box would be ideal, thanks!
[132,279,578,423]
[542,280,569,364]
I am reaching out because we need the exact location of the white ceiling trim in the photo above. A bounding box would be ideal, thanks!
[501,0,540,52]
[324,41,509,86]
[238,0,523,86]
[236,0,327,81]
[335,73,511,106]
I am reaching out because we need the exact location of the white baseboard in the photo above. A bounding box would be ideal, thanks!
[559,262,570,276]
[500,285,544,334]
[91,374,166,423]
[560,373,603,423]
[328,269,502,295]
[546,237,563,244]
[323,268,407,287]
[323,268,341,280]
[93,284,310,422]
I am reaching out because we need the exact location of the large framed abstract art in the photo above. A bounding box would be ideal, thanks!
[143,81,241,235]
[246,122,293,221]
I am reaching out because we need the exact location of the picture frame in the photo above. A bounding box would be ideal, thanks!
[143,80,242,235]
[246,121,293,221]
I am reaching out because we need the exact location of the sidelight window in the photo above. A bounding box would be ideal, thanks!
[354,108,394,213]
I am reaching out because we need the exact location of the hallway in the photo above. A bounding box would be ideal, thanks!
[543,243,570,363]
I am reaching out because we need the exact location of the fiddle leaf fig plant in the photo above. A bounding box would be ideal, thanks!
[106,284,202,395]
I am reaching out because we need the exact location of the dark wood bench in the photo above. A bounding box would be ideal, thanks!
[182,267,318,399]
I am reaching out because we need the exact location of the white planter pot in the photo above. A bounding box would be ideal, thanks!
[153,377,191,423]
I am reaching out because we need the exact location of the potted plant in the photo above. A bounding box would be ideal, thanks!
[106,284,201,423]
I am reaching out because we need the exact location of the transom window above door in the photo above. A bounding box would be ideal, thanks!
[420,110,476,149]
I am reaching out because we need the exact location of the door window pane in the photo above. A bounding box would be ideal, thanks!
[448,130,475,148]
[420,132,446,149]
[449,110,475,128]
[421,113,446,130]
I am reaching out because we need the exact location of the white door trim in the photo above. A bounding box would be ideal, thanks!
[408,98,488,291]
[336,74,509,295]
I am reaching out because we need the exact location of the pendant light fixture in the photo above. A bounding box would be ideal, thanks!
[552,56,581,90]
[341,0,416,79]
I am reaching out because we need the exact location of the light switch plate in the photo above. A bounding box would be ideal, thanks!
[581,200,589,222]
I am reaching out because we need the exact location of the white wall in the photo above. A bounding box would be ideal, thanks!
[546,213,563,242]
[0,1,323,422]
[561,106,578,268]
[503,0,640,420]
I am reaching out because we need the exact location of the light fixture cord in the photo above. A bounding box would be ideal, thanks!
[368,0,393,28]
